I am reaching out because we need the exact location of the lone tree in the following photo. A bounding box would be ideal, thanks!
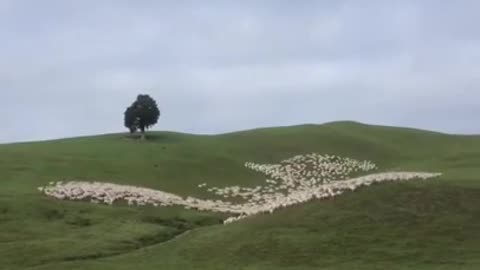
[124,94,160,140]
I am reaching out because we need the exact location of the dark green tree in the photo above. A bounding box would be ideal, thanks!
[124,94,160,139]
[124,105,138,134]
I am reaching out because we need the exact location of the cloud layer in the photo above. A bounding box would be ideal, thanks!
[1,1,479,142]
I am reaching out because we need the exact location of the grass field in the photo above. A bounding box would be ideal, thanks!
[1,121,480,269]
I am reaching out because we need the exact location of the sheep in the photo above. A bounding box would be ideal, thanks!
[38,153,441,225]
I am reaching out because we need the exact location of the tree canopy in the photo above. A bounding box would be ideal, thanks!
[124,94,160,139]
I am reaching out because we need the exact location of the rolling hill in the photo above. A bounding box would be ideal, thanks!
[1,121,479,269]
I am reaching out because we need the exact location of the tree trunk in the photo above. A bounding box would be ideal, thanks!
[140,127,146,140]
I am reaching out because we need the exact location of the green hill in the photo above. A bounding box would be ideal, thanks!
[1,121,480,269]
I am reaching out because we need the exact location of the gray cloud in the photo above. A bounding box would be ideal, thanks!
[1,0,479,143]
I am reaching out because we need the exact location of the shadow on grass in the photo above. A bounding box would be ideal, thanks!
[122,132,187,144]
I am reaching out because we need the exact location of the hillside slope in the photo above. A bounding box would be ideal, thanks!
[1,122,479,269]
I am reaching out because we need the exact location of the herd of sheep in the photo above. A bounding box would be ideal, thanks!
[39,154,441,224]
[201,154,378,203]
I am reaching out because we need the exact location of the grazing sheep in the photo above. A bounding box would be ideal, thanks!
[39,153,441,224]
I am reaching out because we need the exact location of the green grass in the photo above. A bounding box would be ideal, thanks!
[1,121,480,269]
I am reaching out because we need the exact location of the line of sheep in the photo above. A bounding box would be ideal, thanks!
[38,154,441,224]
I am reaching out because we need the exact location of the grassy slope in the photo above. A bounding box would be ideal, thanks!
[1,121,480,269]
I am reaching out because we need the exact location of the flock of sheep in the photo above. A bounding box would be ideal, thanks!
[39,153,441,224]
[201,154,378,203]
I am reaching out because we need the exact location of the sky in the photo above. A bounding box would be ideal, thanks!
[1,0,479,143]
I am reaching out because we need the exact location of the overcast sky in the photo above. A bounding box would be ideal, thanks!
[1,1,479,143]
